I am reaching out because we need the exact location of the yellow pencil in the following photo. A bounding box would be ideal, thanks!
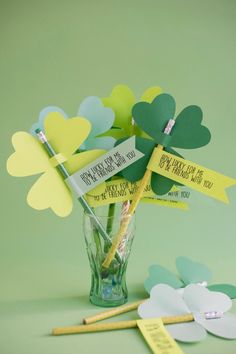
[83,300,145,324]
[52,313,194,336]
[102,119,175,268]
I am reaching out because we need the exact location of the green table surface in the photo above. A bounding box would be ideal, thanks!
[1,1,236,353]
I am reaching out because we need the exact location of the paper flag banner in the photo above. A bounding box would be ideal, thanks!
[78,96,116,150]
[148,149,236,203]
[161,188,191,201]
[85,178,189,209]
[141,187,190,210]
[141,197,188,210]
[7,113,105,217]
[144,256,236,299]
[138,284,236,342]
[137,318,184,354]
[85,178,154,205]
[66,137,144,197]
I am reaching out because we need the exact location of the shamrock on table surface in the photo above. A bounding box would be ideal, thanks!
[7,112,105,217]
[102,84,163,139]
[144,256,236,299]
[119,93,211,195]
[138,284,236,342]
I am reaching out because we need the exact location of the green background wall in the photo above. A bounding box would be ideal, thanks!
[1,1,236,353]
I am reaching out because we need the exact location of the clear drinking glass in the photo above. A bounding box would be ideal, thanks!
[83,206,135,307]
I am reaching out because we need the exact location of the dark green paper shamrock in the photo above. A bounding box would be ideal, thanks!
[119,93,211,195]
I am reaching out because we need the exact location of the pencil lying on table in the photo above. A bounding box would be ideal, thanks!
[83,300,145,324]
[52,313,194,335]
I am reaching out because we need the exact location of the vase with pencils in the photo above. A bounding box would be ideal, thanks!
[83,204,135,307]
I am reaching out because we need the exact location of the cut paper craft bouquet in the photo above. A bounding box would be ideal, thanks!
[8,85,236,217]
[7,85,236,351]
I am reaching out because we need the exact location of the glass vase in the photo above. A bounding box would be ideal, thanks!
[83,206,135,307]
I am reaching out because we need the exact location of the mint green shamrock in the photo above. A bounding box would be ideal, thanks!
[144,256,236,299]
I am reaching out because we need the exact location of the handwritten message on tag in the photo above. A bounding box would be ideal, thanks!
[137,318,183,354]
[66,137,144,196]
[148,149,236,203]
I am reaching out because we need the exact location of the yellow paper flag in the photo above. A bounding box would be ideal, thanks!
[141,197,189,210]
[85,178,153,206]
[137,318,184,354]
[85,178,188,209]
[148,149,236,203]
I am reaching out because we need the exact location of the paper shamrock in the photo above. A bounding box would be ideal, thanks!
[30,99,115,151]
[7,112,105,217]
[119,93,211,195]
[77,96,116,150]
[30,106,68,135]
[144,256,236,299]
[102,84,163,139]
[138,284,236,342]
